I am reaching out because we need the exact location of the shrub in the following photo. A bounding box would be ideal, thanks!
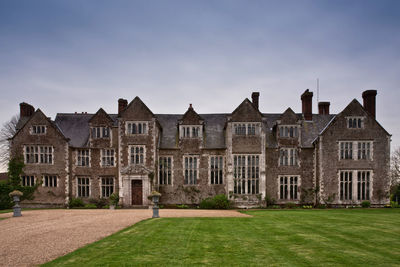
[89,198,108,208]
[271,205,281,209]
[390,201,400,208]
[213,194,231,209]
[103,205,110,209]
[302,205,313,209]
[284,202,297,209]
[0,181,13,209]
[0,157,39,209]
[83,203,97,209]
[177,204,189,209]
[69,197,84,208]
[109,193,119,206]
[317,204,326,209]
[361,201,371,208]
[265,195,276,207]
[199,198,215,209]
[199,194,231,209]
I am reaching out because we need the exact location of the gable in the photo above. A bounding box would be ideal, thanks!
[12,109,68,142]
[180,105,203,125]
[280,108,299,124]
[89,108,114,126]
[319,99,390,138]
[231,99,262,122]
[120,97,154,121]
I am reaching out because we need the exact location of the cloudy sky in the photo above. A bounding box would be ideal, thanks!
[0,0,399,155]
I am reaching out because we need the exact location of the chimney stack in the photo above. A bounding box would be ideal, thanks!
[362,90,377,119]
[20,102,35,117]
[301,89,313,121]
[118,98,128,116]
[251,92,260,110]
[318,102,330,115]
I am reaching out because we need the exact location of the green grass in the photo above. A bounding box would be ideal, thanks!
[0,209,12,213]
[44,209,400,266]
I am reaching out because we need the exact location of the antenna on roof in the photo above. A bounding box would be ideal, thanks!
[317,78,319,103]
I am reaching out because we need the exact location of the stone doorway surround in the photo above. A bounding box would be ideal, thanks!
[120,165,152,207]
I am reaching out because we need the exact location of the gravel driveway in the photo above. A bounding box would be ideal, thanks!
[0,209,249,266]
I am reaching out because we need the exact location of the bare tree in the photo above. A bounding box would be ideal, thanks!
[0,115,19,171]
[390,147,400,188]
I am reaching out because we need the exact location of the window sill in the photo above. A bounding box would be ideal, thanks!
[25,163,54,165]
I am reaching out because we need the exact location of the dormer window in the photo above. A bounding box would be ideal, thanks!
[31,125,46,135]
[180,125,202,138]
[347,117,364,129]
[233,123,259,136]
[126,122,148,135]
[91,127,110,139]
[279,125,298,138]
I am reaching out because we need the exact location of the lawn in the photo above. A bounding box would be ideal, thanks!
[44,209,400,266]
[0,209,12,214]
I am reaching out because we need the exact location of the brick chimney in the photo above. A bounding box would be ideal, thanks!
[251,92,260,110]
[301,89,313,121]
[318,102,330,115]
[20,102,35,117]
[362,90,377,119]
[118,98,128,116]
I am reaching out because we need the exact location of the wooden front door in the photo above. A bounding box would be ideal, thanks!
[131,180,143,205]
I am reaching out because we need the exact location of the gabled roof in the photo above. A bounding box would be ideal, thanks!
[54,111,338,149]
[157,113,227,149]
[120,96,155,118]
[89,108,114,124]
[231,98,263,121]
[280,107,301,124]
[28,95,390,150]
[179,105,204,125]
[312,99,390,144]
[12,109,69,142]
[313,99,391,140]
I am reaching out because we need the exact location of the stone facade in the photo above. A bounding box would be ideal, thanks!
[10,89,391,207]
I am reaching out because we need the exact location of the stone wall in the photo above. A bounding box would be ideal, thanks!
[318,100,390,206]
[11,110,68,206]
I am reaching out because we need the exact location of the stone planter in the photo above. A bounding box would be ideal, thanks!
[9,190,23,217]
[152,195,160,203]
[150,191,161,218]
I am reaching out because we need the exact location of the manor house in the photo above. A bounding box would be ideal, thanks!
[10,89,391,207]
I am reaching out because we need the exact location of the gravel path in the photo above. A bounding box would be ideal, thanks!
[0,209,249,266]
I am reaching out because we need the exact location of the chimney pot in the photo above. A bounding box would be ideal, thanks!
[301,89,313,120]
[189,104,193,109]
[251,92,260,110]
[19,102,35,117]
[362,90,377,119]
[318,102,330,115]
[118,98,128,116]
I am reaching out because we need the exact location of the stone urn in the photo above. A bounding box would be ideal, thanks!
[150,191,161,218]
[9,190,23,217]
